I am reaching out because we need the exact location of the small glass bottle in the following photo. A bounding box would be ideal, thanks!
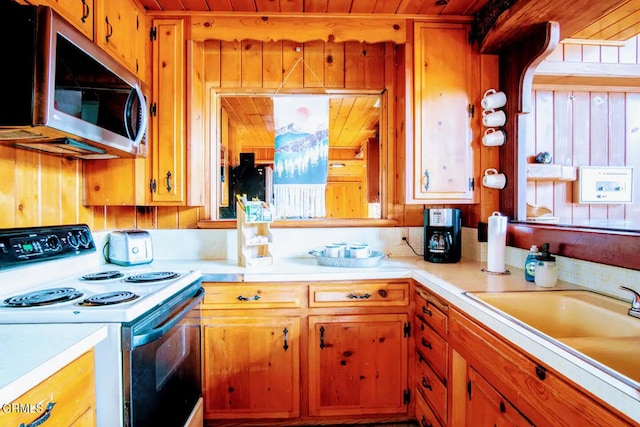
[535,243,558,288]
[524,245,539,282]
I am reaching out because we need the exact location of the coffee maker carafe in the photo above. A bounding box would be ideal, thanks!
[424,208,462,263]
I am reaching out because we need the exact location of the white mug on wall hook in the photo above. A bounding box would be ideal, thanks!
[481,89,507,110]
[482,109,506,127]
[482,128,506,147]
[483,168,507,189]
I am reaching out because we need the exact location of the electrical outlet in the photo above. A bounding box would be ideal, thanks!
[400,228,409,242]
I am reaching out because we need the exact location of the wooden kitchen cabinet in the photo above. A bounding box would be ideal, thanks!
[307,281,411,417]
[406,22,479,203]
[466,367,534,427]
[0,349,96,427]
[27,0,93,39]
[95,0,145,79]
[449,307,634,426]
[414,286,449,426]
[201,282,302,421]
[308,314,410,417]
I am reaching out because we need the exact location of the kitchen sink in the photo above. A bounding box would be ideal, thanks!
[465,290,640,383]
[467,290,640,338]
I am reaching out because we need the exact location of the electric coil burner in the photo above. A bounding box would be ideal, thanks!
[77,291,139,306]
[125,271,180,283]
[81,270,125,281]
[3,287,83,307]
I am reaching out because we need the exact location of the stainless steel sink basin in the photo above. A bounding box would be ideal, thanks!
[465,290,640,383]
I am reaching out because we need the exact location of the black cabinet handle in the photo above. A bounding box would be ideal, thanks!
[165,171,173,192]
[105,16,113,42]
[421,337,432,349]
[348,293,371,299]
[149,178,157,193]
[283,327,289,351]
[420,415,433,427]
[421,376,432,391]
[535,365,547,380]
[236,295,260,301]
[319,326,325,349]
[20,402,56,427]
[422,305,432,316]
[81,0,90,23]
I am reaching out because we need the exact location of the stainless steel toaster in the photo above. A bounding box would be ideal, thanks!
[108,230,153,266]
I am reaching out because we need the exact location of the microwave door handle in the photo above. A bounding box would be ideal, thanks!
[131,288,203,349]
[124,84,148,149]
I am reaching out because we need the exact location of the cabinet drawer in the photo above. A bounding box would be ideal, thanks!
[0,350,95,427]
[202,283,303,309]
[416,352,447,425]
[415,288,448,337]
[309,281,410,307]
[415,390,444,427]
[416,317,448,380]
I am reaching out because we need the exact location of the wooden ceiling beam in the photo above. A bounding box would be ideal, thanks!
[477,0,631,54]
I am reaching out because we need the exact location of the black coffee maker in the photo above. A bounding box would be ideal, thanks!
[424,208,462,263]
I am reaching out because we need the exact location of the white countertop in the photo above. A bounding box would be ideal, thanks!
[0,324,108,404]
[149,256,640,421]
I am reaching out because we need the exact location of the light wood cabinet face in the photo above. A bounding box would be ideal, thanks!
[0,350,95,427]
[202,315,300,419]
[151,18,185,203]
[308,314,409,417]
[202,283,303,309]
[409,22,478,203]
[95,0,141,76]
[29,0,93,39]
[309,281,410,307]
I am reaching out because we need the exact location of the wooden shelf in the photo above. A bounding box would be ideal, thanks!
[526,164,577,182]
[237,201,273,267]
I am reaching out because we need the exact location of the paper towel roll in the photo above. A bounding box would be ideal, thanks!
[487,211,507,273]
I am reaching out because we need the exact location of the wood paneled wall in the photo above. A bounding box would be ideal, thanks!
[528,36,640,224]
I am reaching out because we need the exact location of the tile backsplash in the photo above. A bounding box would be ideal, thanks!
[96,226,639,299]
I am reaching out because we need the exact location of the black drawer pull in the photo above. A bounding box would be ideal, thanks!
[20,402,56,427]
[535,365,547,380]
[421,337,432,349]
[422,305,432,316]
[421,376,432,391]
[420,415,432,427]
[236,294,260,301]
[348,293,371,299]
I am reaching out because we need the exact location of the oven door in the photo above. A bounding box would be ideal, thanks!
[121,282,203,427]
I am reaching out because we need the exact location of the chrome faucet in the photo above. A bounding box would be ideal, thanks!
[620,286,640,319]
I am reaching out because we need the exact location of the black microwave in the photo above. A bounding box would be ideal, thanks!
[0,0,148,159]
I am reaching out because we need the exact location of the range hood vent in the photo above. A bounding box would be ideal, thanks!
[13,138,119,160]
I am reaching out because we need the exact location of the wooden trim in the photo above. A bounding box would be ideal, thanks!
[560,38,627,47]
[198,218,399,228]
[190,16,407,43]
[508,222,640,271]
[533,61,640,87]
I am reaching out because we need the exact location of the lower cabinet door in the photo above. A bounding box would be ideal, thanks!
[467,367,534,427]
[202,316,300,419]
[308,314,409,417]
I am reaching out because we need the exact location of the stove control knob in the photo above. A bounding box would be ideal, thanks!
[77,231,90,247]
[46,235,61,251]
[67,233,79,248]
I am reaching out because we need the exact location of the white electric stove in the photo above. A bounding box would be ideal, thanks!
[0,224,204,427]
[0,267,201,323]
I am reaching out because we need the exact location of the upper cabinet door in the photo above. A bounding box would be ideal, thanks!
[150,18,185,203]
[95,0,144,80]
[408,22,479,204]
[30,0,94,39]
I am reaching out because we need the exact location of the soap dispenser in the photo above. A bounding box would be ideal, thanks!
[535,243,557,288]
[524,245,539,282]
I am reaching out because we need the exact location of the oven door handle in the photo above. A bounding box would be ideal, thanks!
[131,288,203,348]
